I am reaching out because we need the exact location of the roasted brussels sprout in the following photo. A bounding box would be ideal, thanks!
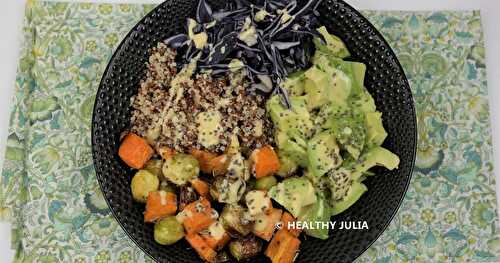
[220,204,253,236]
[179,186,198,211]
[228,235,263,261]
[144,159,164,178]
[162,154,200,186]
[255,175,277,191]
[159,180,176,193]
[131,170,159,203]
[212,176,246,204]
[214,251,230,263]
[154,216,184,245]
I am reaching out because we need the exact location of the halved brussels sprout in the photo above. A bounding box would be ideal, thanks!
[131,170,159,203]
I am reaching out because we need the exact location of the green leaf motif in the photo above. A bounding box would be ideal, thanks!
[426,12,448,23]
[80,57,100,68]
[29,97,59,122]
[382,17,403,28]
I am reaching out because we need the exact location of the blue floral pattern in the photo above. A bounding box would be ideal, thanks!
[0,2,497,262]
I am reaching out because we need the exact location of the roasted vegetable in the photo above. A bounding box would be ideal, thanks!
[157,147,176,160]
[131,170,159,203]
[227,153,251,181]
[119,133,154,169]
[255,175,278,191]
[144,159,164,177]
[214,251,230,263]
[190,178,210,197]
[220,204,253,236]
[154,216,184,245]
[144,190,177,223]
[265,228,301,263]
[228,235,263,261]
[200,221,231,251]
[178,186,198,211]
[159,180,176,193]
[178,198,217,235]
[245,190,272,216]
[212,176,246,204]
[162,153,200,186]
[281,212,302,237]
[208,154,231,175]
[252,208,282,241]
[250,146,281,179]
[186,233,217,263]
[190,149,218,173]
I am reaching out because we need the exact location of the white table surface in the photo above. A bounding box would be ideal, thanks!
[1,0,499,261]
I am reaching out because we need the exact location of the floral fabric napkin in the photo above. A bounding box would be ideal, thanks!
[1,1,498,262]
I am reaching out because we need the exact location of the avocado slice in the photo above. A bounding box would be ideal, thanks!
[268,177,316,218]
[318,57,366,96]
[351,89,376,113]
[276,152,298,178]
[365,111,388,146]
[313,26,350,59]
[281,138,308,168]
[297,193,332,239]
[275,129,308,168]
[303,65,352,110]
[281,70,306,96]
[304,66,334,110]
[267,95,314,139]
[331,181,367,215]
[351,146,400,181]
[326,167,352,201]
[307,130,342,177]
[328,107,366,160]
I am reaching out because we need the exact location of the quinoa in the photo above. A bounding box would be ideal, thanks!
[130,42,273,154]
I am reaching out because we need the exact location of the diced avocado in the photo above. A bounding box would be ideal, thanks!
[281,138,308,168]
[322,58,366,95]
[162,154,199,186]
[268,177,316,217]
[313,26,350,59]
[274,130,288,148]
[351,146,400,181]
[307,130,342,177]
[281,70,305,96]
[315,102,348,129]
[297,193,332,239]
[255,175,278,190]
[328,108,366,159]
[304,66,333,110]
[276,153,298,178]
[331,181,367,215]
[267,95,314,139]
[326,167,352,201]
[303,63,351,110]
[365,112,388,146]
[351,89,376,113]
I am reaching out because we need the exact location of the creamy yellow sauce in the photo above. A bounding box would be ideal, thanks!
[196,110,223,148]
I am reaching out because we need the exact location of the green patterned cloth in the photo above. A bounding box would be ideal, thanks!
[1,1,498,262]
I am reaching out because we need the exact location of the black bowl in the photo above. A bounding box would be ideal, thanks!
[91,0,417,262]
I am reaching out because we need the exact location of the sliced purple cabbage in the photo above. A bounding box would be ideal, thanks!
[164,0,324,106]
